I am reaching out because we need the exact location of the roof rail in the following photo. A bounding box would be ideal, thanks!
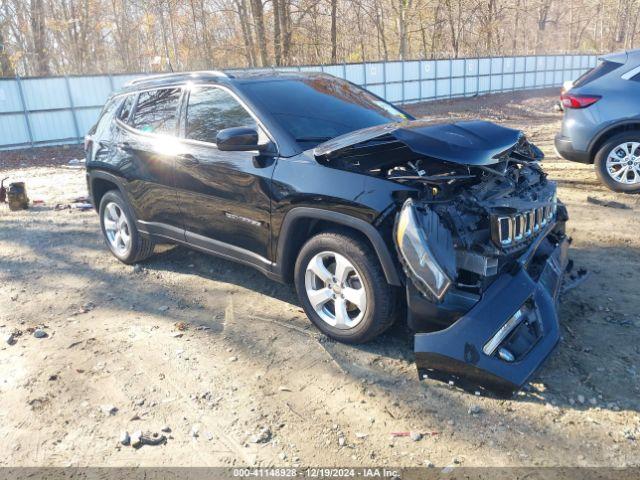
[125,70,228,87]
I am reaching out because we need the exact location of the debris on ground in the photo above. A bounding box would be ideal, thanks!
[119,431,130,446]
[409,431,423,441]
[587,196,630,210]
[562,268,590,294]
[174,321,189,331]
[190,424,200,438]
[250,427,272,444]
[7,182,29,211]
[100,404,118,416]
[468,405,482,415]
[128,430,167,449]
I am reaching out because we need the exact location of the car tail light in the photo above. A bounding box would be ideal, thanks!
[560,93,601,109]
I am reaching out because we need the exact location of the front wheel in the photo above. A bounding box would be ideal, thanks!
[99,190,155,264]
[294,231,398,344]
[594,133,640,193]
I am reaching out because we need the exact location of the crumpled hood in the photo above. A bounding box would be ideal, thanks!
[314,119,526,166]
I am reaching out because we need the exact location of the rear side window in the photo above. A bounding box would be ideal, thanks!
[185,87,255,144]
[573,61,621,88]
[117,94,135,122]
[131,88,182,135]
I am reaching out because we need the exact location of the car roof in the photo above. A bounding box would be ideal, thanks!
[601,48,640,65]
[115,70,335,95]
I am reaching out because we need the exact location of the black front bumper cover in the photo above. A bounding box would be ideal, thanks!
[414,227,570,396]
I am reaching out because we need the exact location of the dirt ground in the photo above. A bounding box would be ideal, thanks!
[1,88,639,468]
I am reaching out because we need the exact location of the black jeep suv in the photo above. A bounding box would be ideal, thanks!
[85,71,570,394]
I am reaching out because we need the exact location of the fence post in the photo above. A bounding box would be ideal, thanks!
[15,75,34,148]
[418,59,423,102]
[382,61,387,101]
[64,75,82,143]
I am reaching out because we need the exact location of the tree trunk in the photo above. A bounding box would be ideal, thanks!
[330,0,337,63]
[250,0,269,66]
[273,0,282,66]
[30,0,50,75]
[0,30,15,76]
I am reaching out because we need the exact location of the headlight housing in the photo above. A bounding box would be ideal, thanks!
[395,199,454,301]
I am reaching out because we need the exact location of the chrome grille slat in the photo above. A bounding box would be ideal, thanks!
[492,200,557,249]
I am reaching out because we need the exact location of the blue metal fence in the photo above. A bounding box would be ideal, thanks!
[0,54,598,151]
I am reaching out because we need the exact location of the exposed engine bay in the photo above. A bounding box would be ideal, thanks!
[316,121,560,305]
[314,119,571,395]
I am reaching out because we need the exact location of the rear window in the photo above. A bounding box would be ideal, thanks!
[131,88,182,135]
[573,61,621,88]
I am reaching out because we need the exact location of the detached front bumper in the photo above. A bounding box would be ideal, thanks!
[414,231,570,396]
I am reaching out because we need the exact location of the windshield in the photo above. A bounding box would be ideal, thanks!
[240,76,411,148]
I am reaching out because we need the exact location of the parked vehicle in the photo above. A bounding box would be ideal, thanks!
[85,71,570,395]
[555,49,640,193]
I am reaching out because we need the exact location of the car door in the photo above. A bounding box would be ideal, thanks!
[116,87,185,234]
[174,85,276,263]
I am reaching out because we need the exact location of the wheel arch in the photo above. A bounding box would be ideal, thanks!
[589,121,640,160]
[276,207,402,286]
[89,170,127,213]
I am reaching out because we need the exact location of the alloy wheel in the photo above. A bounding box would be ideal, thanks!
[304,251,367,329]
[606,141,640,185]
[103,202,132,256]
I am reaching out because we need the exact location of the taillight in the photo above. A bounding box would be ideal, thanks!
[560,93,601,109]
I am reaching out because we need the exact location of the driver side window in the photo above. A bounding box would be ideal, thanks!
[185,87,256,144]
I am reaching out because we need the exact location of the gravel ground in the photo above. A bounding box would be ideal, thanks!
[0,88,639,467]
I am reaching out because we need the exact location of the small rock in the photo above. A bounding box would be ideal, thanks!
[453,457,461,464]
[33,329,48,338]
[468,405,481,415]
[278,452,287,460]
[190,424,200,438]
[100,404,118,415]
[278,386,292,392]
[338,436,345,447]
[577,395,585,404]
[5,333,15,345]
[409,431,422,441]
[250,427,272,444]
[120,431,130,446]
[205,431,214,441]
[229,356,238,362]
[133,264,143,273]
[158,306,169,312]
[355,432,368,439]
[161,425,171,433]
[424,460,434,468]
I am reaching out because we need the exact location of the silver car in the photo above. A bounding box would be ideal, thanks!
[555,49,640,193]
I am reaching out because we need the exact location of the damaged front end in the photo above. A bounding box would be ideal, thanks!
[316,119,571,395]
[398,195,570,396]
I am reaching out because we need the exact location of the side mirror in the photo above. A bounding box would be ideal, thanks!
[216,126,264,152]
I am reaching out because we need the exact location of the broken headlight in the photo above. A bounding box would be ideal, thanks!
[396,199,453,301]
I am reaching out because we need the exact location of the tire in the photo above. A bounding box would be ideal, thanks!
[98,190,155,264]
[594,132,640,193]
[294,231,398,344]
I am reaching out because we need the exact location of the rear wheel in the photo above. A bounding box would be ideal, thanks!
[99,190,155,264]
[294,231,398,344]
[594,133,640,193]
